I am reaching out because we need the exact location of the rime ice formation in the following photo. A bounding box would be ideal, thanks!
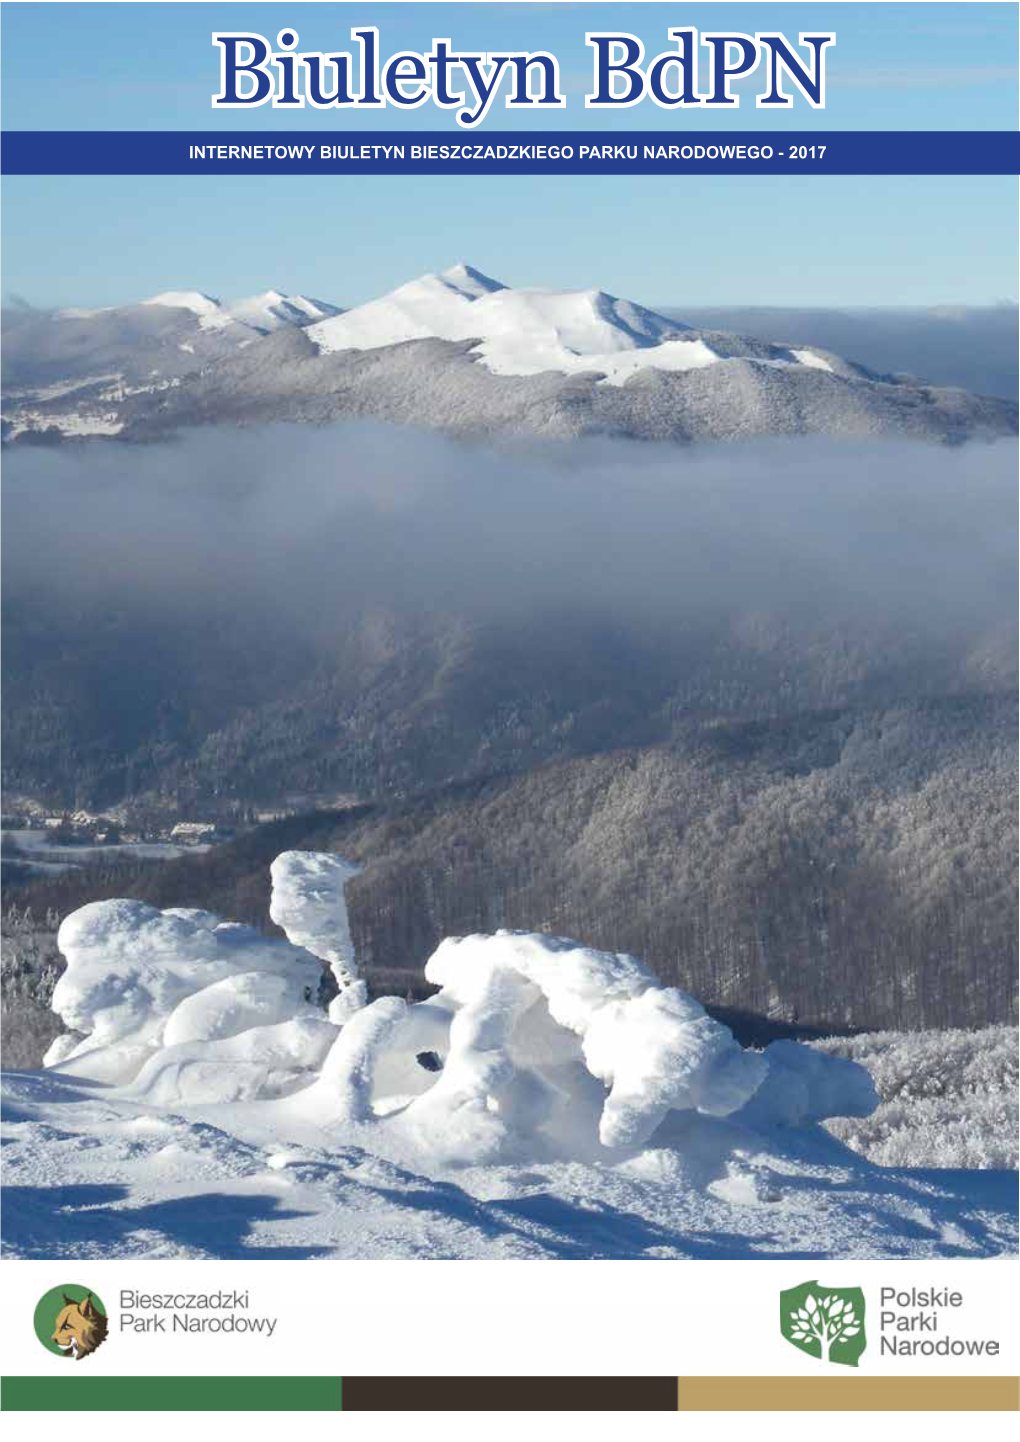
[43,848,367,1091]
[412,931,768,1153]
[43,897,328,1089]
[43,850,878,1167]
[269,850,366,1022]
[306,928,875,1163]
[127,1016,339,1105]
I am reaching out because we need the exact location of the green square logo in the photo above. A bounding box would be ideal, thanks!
[780,1281,866,1367]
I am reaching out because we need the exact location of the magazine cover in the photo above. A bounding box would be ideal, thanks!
[0,0,1017,1425]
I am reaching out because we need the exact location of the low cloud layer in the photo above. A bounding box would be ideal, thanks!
[3,426,1015,653]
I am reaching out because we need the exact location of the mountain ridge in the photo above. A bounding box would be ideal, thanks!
[4,265,1016,444]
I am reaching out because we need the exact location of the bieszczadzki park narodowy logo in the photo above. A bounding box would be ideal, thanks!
[34,1286,109,1360]
[780,1282,866,1367]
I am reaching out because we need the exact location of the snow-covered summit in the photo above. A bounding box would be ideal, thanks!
[143,290,232,330]
[221,290,342,331]
[142,288,341,335]
[307,264,504,352]
[306,264,837,384]
[436,261,507,300]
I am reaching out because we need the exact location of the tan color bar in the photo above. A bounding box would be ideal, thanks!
[677,1376,1020,1411]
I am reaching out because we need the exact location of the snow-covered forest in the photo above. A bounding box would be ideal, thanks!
[5,688,1013,1043]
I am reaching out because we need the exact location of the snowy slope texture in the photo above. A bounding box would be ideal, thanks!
[308,262,505,349]
[269,850,366,1022]
[308,263,850,385]
[4,1057,1015,1259]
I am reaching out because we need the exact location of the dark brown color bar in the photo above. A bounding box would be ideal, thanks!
[343,1377,677,1410]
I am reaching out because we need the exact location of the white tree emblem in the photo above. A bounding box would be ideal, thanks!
[787,1292,862,1361]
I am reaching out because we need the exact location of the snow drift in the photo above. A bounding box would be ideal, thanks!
[43,850,877,1162]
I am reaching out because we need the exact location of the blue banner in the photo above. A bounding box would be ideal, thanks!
[2,130,1018,176]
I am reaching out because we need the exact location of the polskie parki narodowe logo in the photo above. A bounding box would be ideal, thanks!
[780,1281,866,1367]
[35,1285,109,1360]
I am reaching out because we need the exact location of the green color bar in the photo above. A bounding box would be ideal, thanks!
[1,1376,342,1412]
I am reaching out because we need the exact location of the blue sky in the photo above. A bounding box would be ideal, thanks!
[1,2,1017,307]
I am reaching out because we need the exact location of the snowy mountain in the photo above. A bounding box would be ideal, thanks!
[308,263,851,385]
[141,289,236,330]
[309,261,506,349]
[0,287,344,413]
[4,848,1015,1260]
[3,265,1016,443]
[145,287,342,334]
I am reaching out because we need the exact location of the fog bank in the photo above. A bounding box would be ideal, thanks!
[3,426,1015,651]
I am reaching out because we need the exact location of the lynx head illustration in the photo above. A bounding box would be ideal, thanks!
[51,1292,109,1360]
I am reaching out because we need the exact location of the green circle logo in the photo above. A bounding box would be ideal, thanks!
[34,1286,109,1360]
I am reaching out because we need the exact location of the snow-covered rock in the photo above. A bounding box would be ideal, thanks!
[42,849,376,1095]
